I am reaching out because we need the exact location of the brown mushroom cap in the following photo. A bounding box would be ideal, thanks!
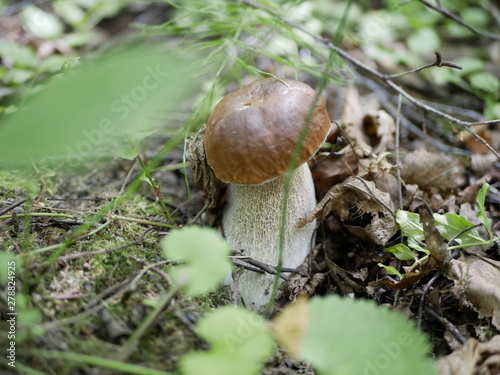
[204,78,331,185]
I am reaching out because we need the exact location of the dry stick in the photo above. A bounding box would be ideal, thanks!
[239,0,500,159]
[128,255,172,284]
[231,250,297,280]
[417,272,441,329]
[418,0,500,41]
[0,198,27,216]
[424,305,466,345]
[385,51,462,79]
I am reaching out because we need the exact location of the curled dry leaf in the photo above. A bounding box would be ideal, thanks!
[445,256,500,330]
[362,110,396,154]
[370,256,439,290]
[186,126,222,205]
[401,149,466,192]
[300,176,398,245]
[358,151,398,180]
[338,86,372,157]
[436,335,500,375]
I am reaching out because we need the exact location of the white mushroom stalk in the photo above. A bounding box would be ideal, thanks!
[204,78,331,312]
[223,163,317,310]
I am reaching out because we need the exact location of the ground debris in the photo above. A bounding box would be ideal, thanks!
[437,335,500,375]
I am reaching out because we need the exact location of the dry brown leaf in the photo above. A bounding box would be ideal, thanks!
[445,256,500,330]
[401,149,466,192]
[271,296,309,359]
[301,177,398,245]
[362,110,396,153]
[436,335,500,375]
[310,150,358,199]
[339,86,372,157]
[186,126,223,206]
[371,256,439,290]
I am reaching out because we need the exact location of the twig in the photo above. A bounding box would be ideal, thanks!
[238,0,500,159]
[128,255,172,284]
[0,212,78,220]
[446,223,483,248]
[231,250,299,280]
[4,232,22,253]
[385,52,462,79]
[424,305,466,344]
[418,0,500,40]
[0,198,27,216]
[417,272,441,328]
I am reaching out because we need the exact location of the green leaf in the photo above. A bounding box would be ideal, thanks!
[180,306,275,375]
[407,27,440,55]
[452,57,484,76]
[396,210,424,241]
[377,263,402,279]
[0,42,38,69]
[407,237,430,254]
[302,296,436,375]
[469,72,500,94]
[114,129,157,160]
[433,213,484,245]
[383,244,417,261]
[19,308,42,325]
[22,5,64,40]
[476,182,492,239]
[161,226,232,296]
[0,44,197,169]
[53,1,86,27]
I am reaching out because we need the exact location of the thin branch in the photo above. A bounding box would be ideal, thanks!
[385,52,462,79]
[418,0,500,41]
[417,271,440,328]
[424,305,466,344]
[231,250,299,280]
[0,198,27,216]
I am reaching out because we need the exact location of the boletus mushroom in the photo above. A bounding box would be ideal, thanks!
[204,78,331,312]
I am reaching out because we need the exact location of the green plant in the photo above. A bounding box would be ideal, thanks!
[383,182,498,275]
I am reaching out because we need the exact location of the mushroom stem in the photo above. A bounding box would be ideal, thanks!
[223,162,317,312]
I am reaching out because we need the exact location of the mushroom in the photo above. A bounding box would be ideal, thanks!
[204,78,331,312]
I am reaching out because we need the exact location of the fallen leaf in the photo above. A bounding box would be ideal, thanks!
[401,149,466,192]
[371,256,439,290]
[362,110,396,153]
[302,177,398,245]
[271,296,309,359]
[445,256,500,329]
[436,335,500,375]
[338,86,372,157]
